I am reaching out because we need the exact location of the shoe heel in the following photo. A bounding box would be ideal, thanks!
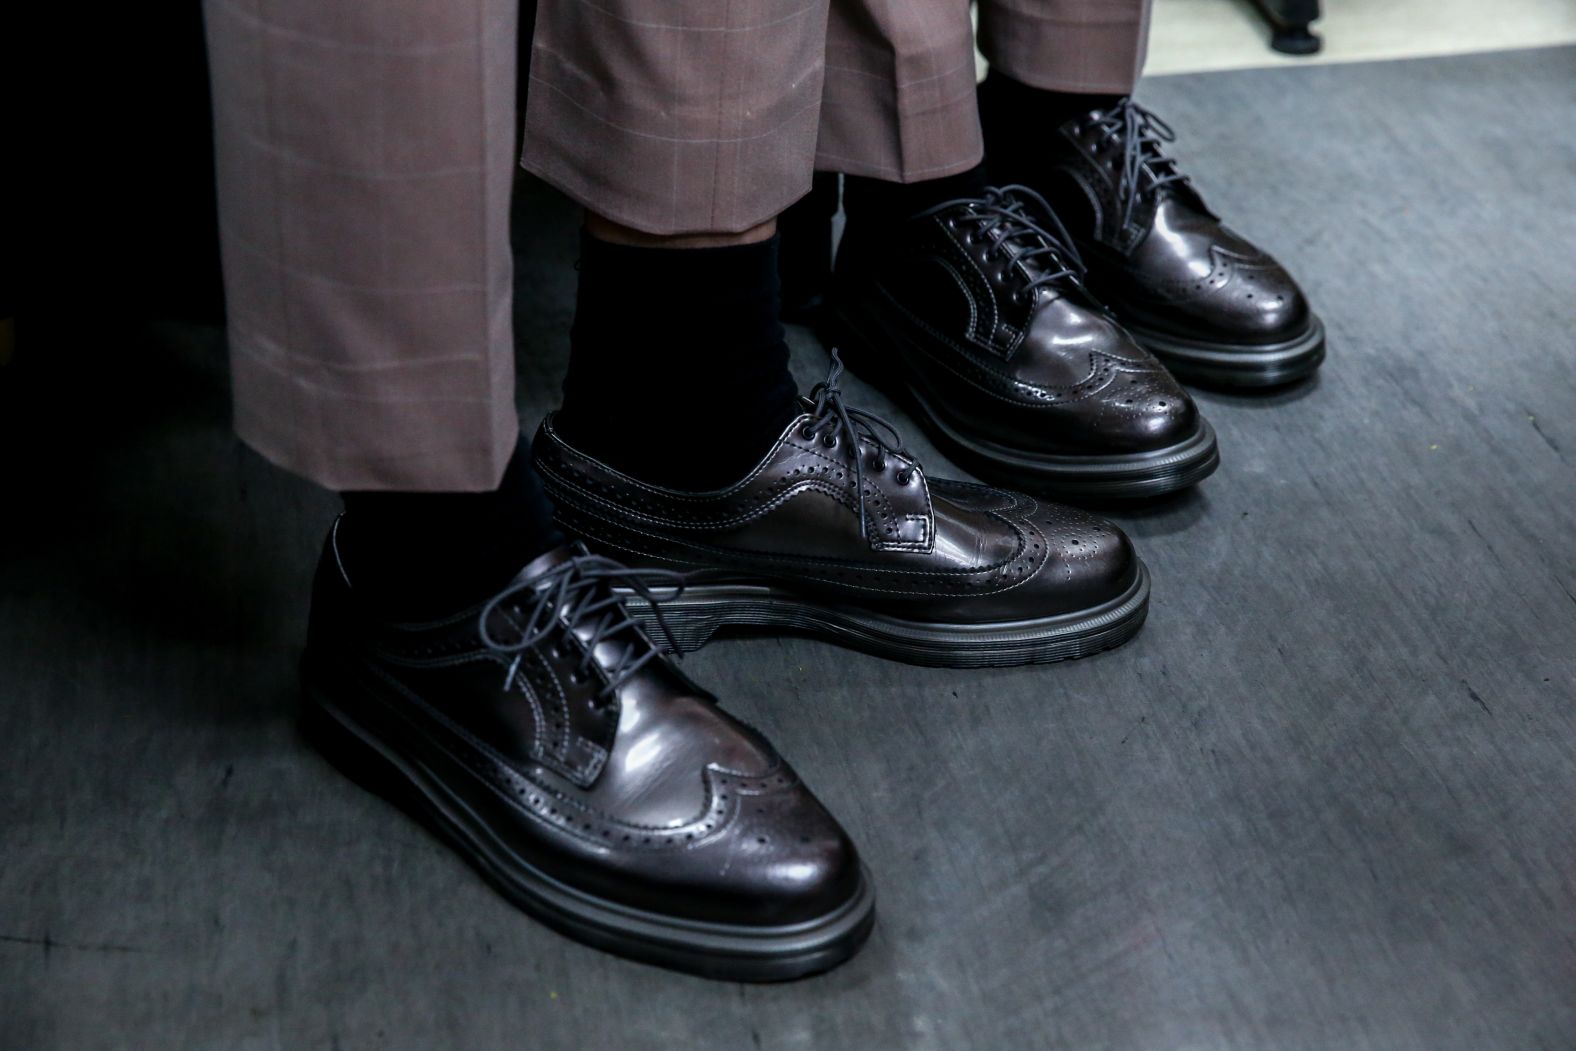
[669,608,727,653]
[299,674,417,812]
[626,597,727,654]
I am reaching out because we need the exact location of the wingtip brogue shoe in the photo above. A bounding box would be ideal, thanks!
[988,98,1326,388]
[301,524,874,980]
[825,187,1218,497]
[533,359,1151,667]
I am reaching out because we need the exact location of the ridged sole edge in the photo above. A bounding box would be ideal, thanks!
[1127,315,1326,389]
[619,561,1150,668]
[299,674,877,982]
[911,393,1221,500]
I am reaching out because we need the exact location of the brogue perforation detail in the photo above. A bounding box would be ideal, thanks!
[1062,126,1152,250]
[541,475,1055,602]
[934,217,1024,356]
[1127,243,1286,310]
[876,282,1169,411]
[360,660,810,850]
[540,417,933,554]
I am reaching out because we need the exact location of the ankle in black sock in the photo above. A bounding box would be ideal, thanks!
[978,71,1125,142]
[843,161,992,233]
[555,231,801,492]
[338,433,563,620]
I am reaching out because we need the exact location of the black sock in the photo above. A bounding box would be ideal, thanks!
[337,433,564,620]
[779,172,842,322]
[555,231,801,492]
[842,161,992,232]
[978,71,1125,141]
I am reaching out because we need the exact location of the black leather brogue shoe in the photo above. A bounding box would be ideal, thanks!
[533,358,1150,667]
[301,523,874,980]
[826,186,1218,498]
[986,97,1325,388]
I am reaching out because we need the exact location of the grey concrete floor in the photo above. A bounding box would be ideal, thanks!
[4,47,1575,1051]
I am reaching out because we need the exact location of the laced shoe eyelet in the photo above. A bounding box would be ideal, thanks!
[821,434,838,448]
[799,425,815,440]
[869,455,886,472]
[897,470,914,486]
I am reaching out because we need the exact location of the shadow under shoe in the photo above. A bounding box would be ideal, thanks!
[301,522,874,980]
[532,358,1152,668]
[825,187,1219,498]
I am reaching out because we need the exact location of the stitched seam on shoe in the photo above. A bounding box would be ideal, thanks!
[945,224,1002,353]
[1125,245,1282,307]
[493,606,576,769]
[542,466,1027,581]
[358,663,782,845]
[868,291,1155,408]
[537,455,1016,579]
[546,414,933,542]
[1076,132,1152,249]
[873,282,1118,397]
[938,221,1030,359]
[1061,124,1111,240]
[573,519,1052,601]
[548,496,1049,598]
[539,439,930,541]
[928,479,1041,519]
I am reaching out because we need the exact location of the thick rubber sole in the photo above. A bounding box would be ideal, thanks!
[619,560,1150,668]
[826,301,1220,499]
[907,388,1220,501]
[1126,315,1326,389]
[299,676,876,982]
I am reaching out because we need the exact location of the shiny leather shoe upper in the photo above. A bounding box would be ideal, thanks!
[832,187,1200,457]
[1020,100,1313,346]
[303,530,864,931]
[532,367,1140,623]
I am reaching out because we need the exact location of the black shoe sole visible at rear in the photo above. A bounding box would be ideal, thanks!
[619,560,1150,668]
[299,674,876,982]
[825,302,1219,500]
[1126,315,1326,389]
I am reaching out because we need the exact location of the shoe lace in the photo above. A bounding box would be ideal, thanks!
[800,351,914,541]
[1090,99,1193,234]
[479,553,687,700]
[917,185,1088,301]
